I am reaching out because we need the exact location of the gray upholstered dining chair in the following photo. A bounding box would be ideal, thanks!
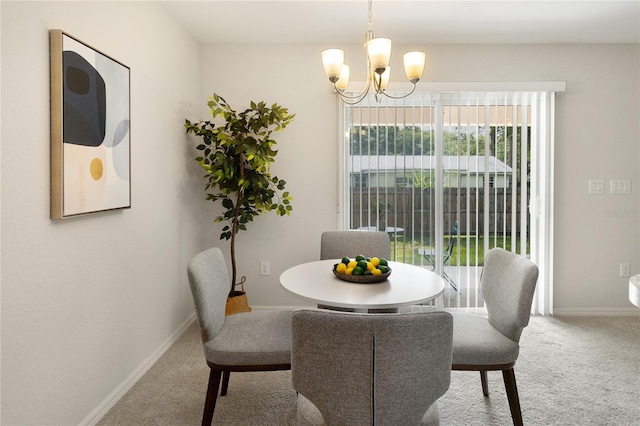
[319,230,392,312]
[320,230,391,261]
[187,247,292,425]
[450,247,539,426]
[291,309,454,426]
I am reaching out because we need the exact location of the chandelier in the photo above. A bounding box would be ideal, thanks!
[321,0,426,105]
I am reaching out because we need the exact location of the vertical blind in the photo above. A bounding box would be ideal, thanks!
[341,86,560,313]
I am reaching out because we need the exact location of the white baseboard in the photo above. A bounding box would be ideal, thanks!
[250,304,313,311]
[80,312,197,426]
[553,307,640,316]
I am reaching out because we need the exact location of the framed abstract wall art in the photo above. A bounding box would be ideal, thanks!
[50,30,130,219]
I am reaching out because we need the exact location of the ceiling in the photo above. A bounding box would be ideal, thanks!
[161,1,640,45]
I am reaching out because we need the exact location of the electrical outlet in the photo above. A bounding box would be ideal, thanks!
[260,261,270,276]
[620,263,630,277]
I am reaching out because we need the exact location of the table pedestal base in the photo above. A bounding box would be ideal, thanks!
[317,304,399,314]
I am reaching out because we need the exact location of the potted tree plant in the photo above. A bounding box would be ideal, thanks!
[185,93,295,314]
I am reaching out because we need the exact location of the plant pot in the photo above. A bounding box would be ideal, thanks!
[225,280,252,315]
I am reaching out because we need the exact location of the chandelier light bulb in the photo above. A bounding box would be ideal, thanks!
[380,67,390,91]
[335,65,350,91]
[403,51,426,83]
[366,38,392,74]
[322,49,345,83]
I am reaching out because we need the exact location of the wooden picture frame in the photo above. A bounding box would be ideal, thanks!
[50,30,131,219]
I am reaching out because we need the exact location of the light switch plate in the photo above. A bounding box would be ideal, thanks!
[588,179,604,194]
[610,180,631,194]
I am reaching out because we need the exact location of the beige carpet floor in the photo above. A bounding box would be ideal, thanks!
[98,315,640,425]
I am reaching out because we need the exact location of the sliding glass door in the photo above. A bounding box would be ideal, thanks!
[340,87,557,313]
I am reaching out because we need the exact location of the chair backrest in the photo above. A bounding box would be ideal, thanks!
[291,309,453,425]
[187,247,229,343]
[320,230,391,260]
[480,247,539,342]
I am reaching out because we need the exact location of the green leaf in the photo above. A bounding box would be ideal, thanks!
[222,198,234,209]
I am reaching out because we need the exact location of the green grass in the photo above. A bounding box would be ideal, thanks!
[390,235,529,266]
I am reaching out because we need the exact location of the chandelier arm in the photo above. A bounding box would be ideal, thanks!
[333,56,375,101]
[338,89,374,105]
[380,83,418,100]
[334,77,372,100]
[373,72,381,94]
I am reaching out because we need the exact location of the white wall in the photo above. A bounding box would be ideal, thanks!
[194,43,341,307]
[1,1,202,423]
[199,42,640,314]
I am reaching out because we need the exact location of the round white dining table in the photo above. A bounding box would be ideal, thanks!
[630,274,640,309]
[280,259,445,312]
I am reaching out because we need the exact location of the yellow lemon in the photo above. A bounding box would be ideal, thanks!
[366,262,375,271]
[371,268,382,275]
[336,263,347,274]
[370,257,380,267]
[348,260,358,269]
[345,267,354,275]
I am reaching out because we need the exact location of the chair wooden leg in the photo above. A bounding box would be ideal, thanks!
[502,368,523,426]
[221,371,231,396]
[202,369,222,426]
[480,370,489,396]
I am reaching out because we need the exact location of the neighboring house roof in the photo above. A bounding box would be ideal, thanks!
[349,156,513,173]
